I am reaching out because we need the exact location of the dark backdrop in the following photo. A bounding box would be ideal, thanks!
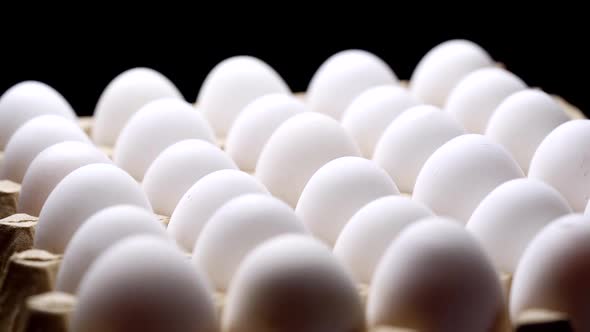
[1,23,587,117]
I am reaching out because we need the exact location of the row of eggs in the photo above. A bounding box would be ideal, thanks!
[0,38,587,331]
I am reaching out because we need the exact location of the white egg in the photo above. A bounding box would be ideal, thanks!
[18,141,111,216]
[510,214,590,331]
[256,112,360,207]
[296,156,399,246]
[34,163,152,254]
[71,235,218,332]
[192,194,306,291]
[333,196,433,284]
[467,178,572,274]
[91,67,183,146]
[413,134,524,222]
[113,98,215,181]
[410,39,494,106]
[373,105,465,193]
[142,139,237,216]
[56,205,166,294]
[486,89,570,173]
[528,120,590,212]
[225,94,306,172]
[198,56,290,140]
[0,115,90,183]
[367,217,503,332]
[168,169,269,252]
[445,67,527,133]
[341,85,420,157]
[0,81,76,149]
[223,234,364,332]
[307,49,399,119]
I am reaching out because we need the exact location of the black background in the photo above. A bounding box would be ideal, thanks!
[1,20,587,117]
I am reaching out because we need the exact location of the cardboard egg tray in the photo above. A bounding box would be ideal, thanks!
[0,95,583,332]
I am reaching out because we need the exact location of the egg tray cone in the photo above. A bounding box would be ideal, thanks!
[0,94,584,332]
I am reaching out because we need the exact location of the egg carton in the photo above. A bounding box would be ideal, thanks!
[0,93,583,332]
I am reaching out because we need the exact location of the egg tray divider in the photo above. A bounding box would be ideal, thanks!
[0,96,583,332]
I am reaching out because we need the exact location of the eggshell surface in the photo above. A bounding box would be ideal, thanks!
[223,234,364,332]
[256,112,360,207]
[71,235,218,332]
[142,139,237,216]
[167,169,269,252]
[34,164,152,253]
[18,141,111,216]
[296,156,399,246]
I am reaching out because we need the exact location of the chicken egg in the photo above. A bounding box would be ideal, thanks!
[256,112,360,207]
[510,214,590,331]
[367,217,504,332]
[142,139,237,216]
[113,98,215,181]
[198,56,290,140]
[446,67,527,133]
[225,94,306,172]
[192,194,306,291]
[296,156,399,246]
[466,178,572,274]
[373,105,465,193]
[56,205,166,294]
[333,196,433,284]
[486,89,570,173]
[0,81,76,149]
[71,235,218,332]
[222,234,364,332]
[34,163,152,253]
[409,39,494,106]
[18,141,111,216]
[413,134,524,222]
[167,169,269,252]
[91,67,183,146]
[0,115,90,183]
[341,85,420,157]
[528,120,590,212]
[306,49,399,119]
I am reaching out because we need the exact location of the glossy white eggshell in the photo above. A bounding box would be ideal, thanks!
[225,94,306,172]
[113,98,215,181]
[142,139,237,216]
[413,134,524,222]
[367,217,503,332]
[0,81,76,149]
[373,105,465,193]
[409,39,494,106]
[71,235,218,332]
[168,169,269,252]
[296,156,399,246]
[486,89,569,173]
[306,49,399,119]
[198,56,290,139]
[333,196,433,284]
[446,67,527,133]
[341,85,420,157]
[528,120,590,212]
[56,205,166,294]
[34,163,152,253]
[0,115,90,183]
[91,67,183,146]
[256,112,360,207]
[222,234,364,332]
[510,214,590,331]
[193,194,307,291]
[18,141,111,216]
[467,178,572,274]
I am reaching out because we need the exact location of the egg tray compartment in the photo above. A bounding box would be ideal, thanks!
[0,96,584,332]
